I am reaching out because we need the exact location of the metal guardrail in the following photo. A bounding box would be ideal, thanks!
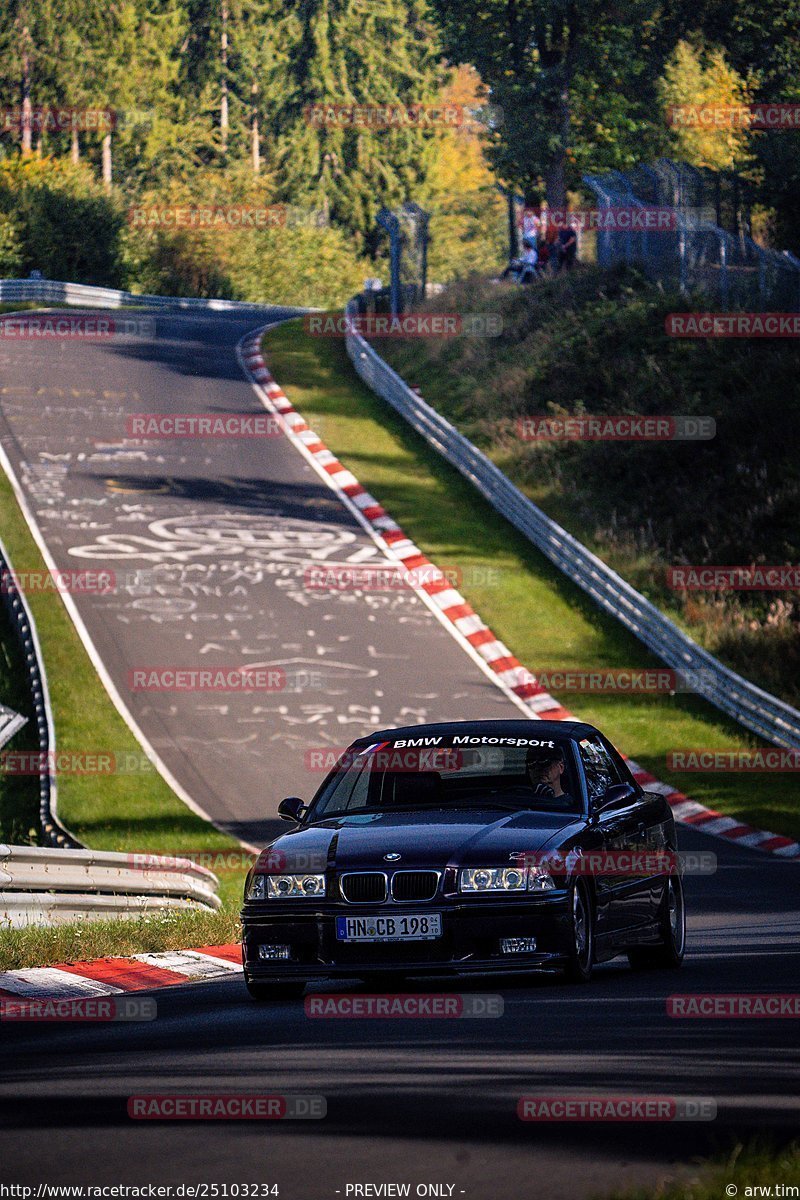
[0,535,81,848]
[0,891,215,928]
[0,277,279,311]
[344,300,800,750]
[0,844,220,928]
[0,704,26,751]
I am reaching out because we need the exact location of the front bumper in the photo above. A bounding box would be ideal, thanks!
[241,894,572,982]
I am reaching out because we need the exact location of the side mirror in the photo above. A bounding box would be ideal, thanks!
[595,782,636,813]
[278,796,306,823]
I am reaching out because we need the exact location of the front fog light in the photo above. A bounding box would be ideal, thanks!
[258,944,291,961]
[527,865,556,892]
[247,874,266,900]
[500,937,537,954]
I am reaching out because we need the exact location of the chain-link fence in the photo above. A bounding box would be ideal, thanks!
[584,160,800,311]
[623,159,753,235]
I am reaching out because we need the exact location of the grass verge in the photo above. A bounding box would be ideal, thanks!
[376,267,800,709]
[0,904,241,973]
[262,320,800,843]
[607,1142,799,1199]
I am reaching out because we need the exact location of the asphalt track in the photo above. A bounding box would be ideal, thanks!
[1,308,799,1196]
[0,308,529,845]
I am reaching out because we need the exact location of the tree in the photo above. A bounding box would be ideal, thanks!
[0,0,96,156]
[268,0,444,248]
[225,0,296,176]
[659,39,751,171]
[684,0,800,249]
[427,0,682,207]
[420,65,508,280]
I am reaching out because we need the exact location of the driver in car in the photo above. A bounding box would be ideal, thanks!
[528,747,567,794]
[524,746,576,809]
[487,745,576,811]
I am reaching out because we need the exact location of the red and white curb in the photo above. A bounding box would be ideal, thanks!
[0,944,242,1000]
[238,330,799,863]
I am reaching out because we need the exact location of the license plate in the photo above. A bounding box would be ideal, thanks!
[336,913,442,942]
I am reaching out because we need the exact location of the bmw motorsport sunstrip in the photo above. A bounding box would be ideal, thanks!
[241,720,686,1000]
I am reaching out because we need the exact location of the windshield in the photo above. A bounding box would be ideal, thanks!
[308,738,582,820]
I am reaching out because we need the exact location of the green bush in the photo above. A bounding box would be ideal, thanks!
[0,156,125,285]
[123,172,370,307]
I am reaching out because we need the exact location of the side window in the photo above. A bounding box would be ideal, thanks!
[600,736,640,793]
[579,737,623,804]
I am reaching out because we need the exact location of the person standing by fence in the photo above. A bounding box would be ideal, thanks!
[556,224,578,270]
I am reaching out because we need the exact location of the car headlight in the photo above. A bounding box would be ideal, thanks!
[460,867,527,892]
[459,866,556,893]
[262,873,326,899]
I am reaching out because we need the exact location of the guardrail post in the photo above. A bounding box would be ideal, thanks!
[757,248,767,312]
[402,202,431,301]
[377,209,402,316]
[679,228,687,295]
[781,250,800,313]
[718,233,729,308]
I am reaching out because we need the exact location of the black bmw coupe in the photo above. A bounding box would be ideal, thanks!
[241,720,686,999]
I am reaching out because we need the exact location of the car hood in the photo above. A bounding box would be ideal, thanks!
[257,808,586,871]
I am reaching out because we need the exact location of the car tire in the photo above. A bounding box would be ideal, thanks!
[246,979,306,1002]
[627,876,686,971]
[564,879,594,984]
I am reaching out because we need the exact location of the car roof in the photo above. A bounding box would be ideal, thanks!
[353,718,599,744]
